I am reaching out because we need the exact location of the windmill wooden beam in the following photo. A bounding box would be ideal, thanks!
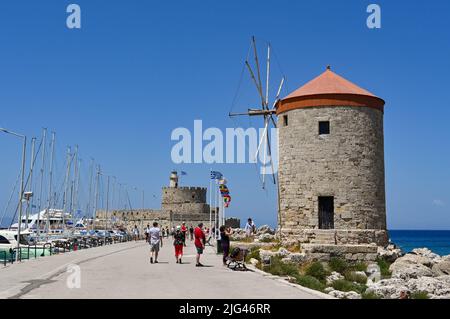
[229,109,276,117]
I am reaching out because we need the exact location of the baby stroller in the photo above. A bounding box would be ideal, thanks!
[226,247,248,271]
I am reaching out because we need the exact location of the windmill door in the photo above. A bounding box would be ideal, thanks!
[318,196,334,229]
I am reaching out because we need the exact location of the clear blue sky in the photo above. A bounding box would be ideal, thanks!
[1,0,449,229]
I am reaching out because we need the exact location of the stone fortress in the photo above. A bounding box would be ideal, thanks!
[97,171,217,232]
[274,66,389,262]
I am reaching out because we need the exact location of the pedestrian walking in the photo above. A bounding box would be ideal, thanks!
[181,222,188,247]
[220,226,232,266]
[189,225,194,241]
[133,225,139,241]
[144,224,150,242]
[149,222,163,264]
[173,225,184,264]
[194,223,206,267]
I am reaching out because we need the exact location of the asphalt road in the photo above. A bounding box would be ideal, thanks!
[0,238,325,299]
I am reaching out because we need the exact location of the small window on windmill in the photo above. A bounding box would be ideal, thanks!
[283,115,288,127]
[319,121,330,135]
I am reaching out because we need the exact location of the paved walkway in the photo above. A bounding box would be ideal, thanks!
[0,239,325,299]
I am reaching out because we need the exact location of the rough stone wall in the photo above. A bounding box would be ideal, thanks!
[161,187,207,206]
[278,106,386,241]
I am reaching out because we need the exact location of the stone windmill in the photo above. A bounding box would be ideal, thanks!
[231,38,388,261]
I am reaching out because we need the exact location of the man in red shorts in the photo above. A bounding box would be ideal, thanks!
[194,223,206,267]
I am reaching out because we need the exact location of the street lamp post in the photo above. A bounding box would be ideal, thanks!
[1,128,27,262]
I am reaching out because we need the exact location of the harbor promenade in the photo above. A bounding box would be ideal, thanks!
[0,239,325,299]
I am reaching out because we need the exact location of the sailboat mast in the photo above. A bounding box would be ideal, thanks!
[86,158,94,224]
[62,147,72,232]
[71,145,79,226]
[93,165,100,230]
[26,137,36,229]
[37,128,47,237]
[46,132,55,237]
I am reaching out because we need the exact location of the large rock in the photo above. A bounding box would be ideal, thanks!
[405,276,450,299]
[231,232,247,241]
[326,272,344,285]
[365,278,410,299]
[432,260,450,276]
[411,248,441,264]
[257,225,275,235]
[390,261,433,280]
[377,244,402,262]
[389,252,436,280]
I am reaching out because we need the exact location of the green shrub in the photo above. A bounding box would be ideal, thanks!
[352,262,368,272]
[411,291,429,299]
[305,262,330,282]
[376,258,392,278]
[332,279,367,294]
[245,248,260,263]
[329,257,349,274]
[295,275,326,292]
[361,291,381,299]
[344,271,367,284]
[266,257,299,277]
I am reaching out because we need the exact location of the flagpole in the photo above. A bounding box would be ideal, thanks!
[215,179,219,239]
[209,169,212,234]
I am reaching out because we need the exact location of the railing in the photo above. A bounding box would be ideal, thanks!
[0,251,6,267]
[1,233,134,269]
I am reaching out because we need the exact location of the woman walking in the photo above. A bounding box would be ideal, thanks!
[220,225,232,266]
[173,225,184,264]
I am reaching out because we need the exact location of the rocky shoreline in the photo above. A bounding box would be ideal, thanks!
[231,226,450,299]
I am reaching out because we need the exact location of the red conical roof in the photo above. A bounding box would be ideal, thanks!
[276,66,385,114]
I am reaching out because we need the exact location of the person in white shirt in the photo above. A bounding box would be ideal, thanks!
[149,222,163,264]
[245,218,255,237]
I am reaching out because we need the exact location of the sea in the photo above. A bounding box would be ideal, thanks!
[389,230,450,256]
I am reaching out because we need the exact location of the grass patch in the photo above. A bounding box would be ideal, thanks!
[411,291,429,299]
[332,279,367,294]
[361,291,381,299]
[304,262,330,282]
[344,271,367,284]
[329,258,348,273]
[294,275,326,292]
[377,258,392,279]
[265,256,299,277]
[352,262,368,272]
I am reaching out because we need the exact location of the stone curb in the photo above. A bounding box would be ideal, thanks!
[247,265,336,299]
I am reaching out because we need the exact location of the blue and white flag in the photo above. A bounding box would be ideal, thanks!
[210,171,223,180]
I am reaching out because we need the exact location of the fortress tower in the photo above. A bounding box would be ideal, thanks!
[276,67,388,247]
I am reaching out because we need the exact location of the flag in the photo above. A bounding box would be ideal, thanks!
[180,171,187,176]
[210,171,223,180]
